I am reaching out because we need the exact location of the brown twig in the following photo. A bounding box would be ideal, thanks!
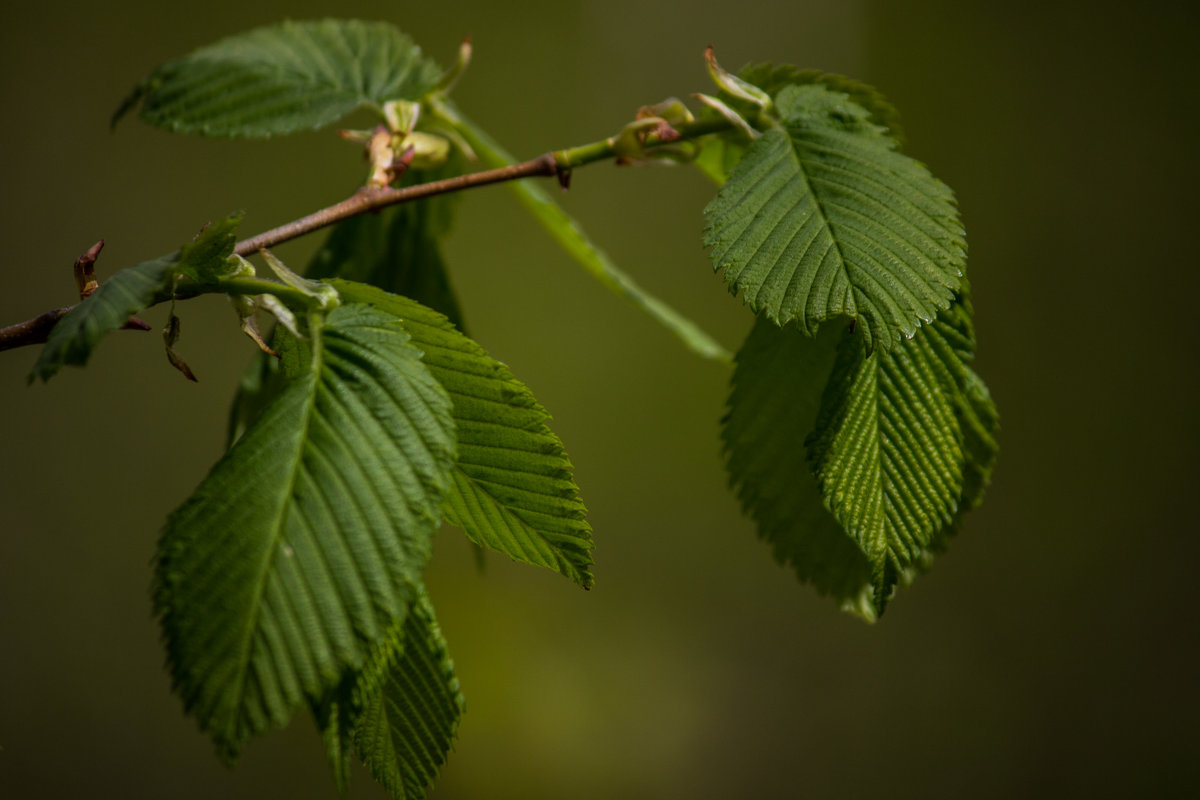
[0,153,563,353]
[232,152,559,255]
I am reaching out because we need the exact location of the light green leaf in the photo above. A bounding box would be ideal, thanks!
[115,20,442,138]
[433,101,731,362]
[30,215,244,382]
[722,318,875,620]
[352,587,464,800]
[694,131,748,186]
[703,84,965,351]
[807,318,966,611]
[333,280,594,588]
[155,303,456,759]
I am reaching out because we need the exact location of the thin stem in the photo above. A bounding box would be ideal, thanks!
[232,153,559,255]
[552,116,734,169]
[176,276,322,309]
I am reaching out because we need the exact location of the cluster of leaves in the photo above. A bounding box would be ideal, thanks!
[22,17,996,800]
[701,64,999,617]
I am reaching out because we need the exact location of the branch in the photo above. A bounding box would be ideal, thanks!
[233,152,560,255]
[0,115,735,353]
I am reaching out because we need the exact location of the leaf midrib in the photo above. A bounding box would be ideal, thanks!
[228,362,323,742]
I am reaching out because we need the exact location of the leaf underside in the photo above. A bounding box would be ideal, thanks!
[333,281,594,589]
[155,304,456,758]
[115,19,441,137]
[703,84,965,352]
[726,289,996,616]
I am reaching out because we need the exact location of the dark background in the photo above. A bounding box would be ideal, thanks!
[2,1,1197,797]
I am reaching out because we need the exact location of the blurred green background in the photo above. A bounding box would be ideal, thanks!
[2,1,1197,797]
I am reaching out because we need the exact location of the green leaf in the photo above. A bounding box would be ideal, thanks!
[703,84,965,351]
[722,318,875,620]
[115,20,442,138]
[178,212,245,282]
[926,292,999,514]
[307,160,468,331]
[352,587,464,800]
[29,215,244,382]
[226,347,286,448]
[807,318,966,611]
[737,64,907,145]
[694,65,906,187]
[311,587,462,800]
[433,101,731,362]
[332,280,594,588]
[155,303,457,758]
[28,253,175,382]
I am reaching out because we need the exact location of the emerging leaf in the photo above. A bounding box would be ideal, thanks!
[333,281,595,588]
[703,84,965,351]
[115,20,442,138]
[155,304,456,758]
[177,212,245,282]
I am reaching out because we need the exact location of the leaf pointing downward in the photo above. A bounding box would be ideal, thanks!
[155,304,456,759]
[332,281,594,588]
[352,587,464,800]
[807,313,968,611]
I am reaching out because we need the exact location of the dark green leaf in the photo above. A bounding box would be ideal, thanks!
[155,303,456,758]
[703,84,965,351]
[333,280,594,588]
[28,252,176,382]
[722,318,875,620]
[307,160,468,331]
[116,20,442,138]
[226,348,285,448]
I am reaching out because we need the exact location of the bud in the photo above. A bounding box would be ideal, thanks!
[705,47,771,110]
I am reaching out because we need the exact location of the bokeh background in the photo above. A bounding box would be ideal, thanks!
[2,1,1197,797]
